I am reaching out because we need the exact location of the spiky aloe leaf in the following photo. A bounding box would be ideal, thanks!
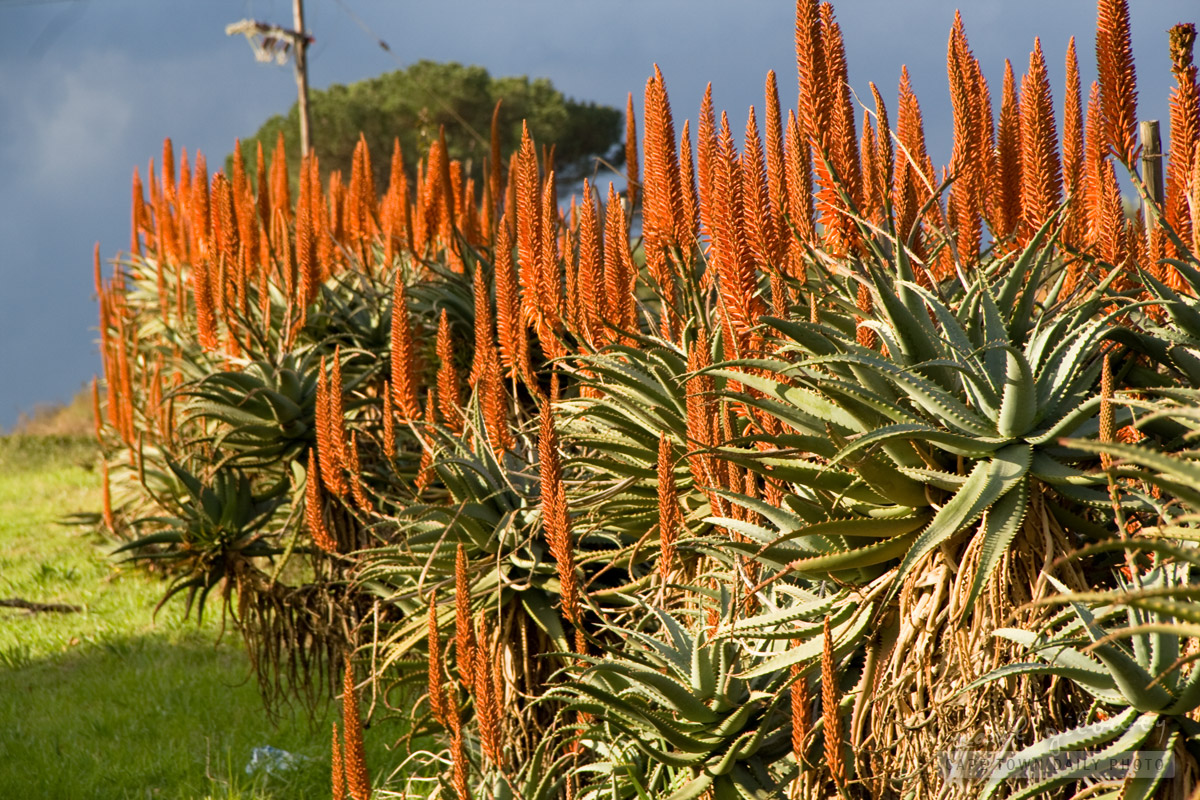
[977,707,1142,800]
[996,346,1037,437]
[737,601,872,679]
[891,443,1031,596]
[1044,576,1177,713]
[961,475,1030,616]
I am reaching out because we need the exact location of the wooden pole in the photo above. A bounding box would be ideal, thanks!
[292,0,312,157]
[1140,120,1164,222]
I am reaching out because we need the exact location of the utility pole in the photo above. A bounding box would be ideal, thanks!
[226,3,314,156]
[292,0,312,157]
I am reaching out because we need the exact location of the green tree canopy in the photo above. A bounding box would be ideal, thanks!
[231,60,624,191]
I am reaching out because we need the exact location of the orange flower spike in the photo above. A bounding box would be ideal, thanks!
[330,347,348,463]
[1062,37,1086,249]
[435,310,462,433]
[331,722,345,800]
[860,112,880,227]
[790,659,810,767]
[794,0,829,148]
[741,105,778,272]
[435,127,457,250]
[625,92,639,209]
[1019,38,1062,246]
[192,256,219,352]
[294,157,315,317]
[1084,80,1104,243]
[305,448,337,553]
[657,432,680,586]
[514,125,542,319]
[696,84,717,248]
[894,66,934,259]
[990,60,1023,247]
[341,659,371,800]
[822,617,846,790]
[130,168,145,257]
[480,335,515,454]
[576,181,603,345]
[873,83,892,203]
[427,592,447,726]
[1166,24,1199,255]
[602,183,638,338]
[821,3,862,212]
[946,11,984,265]
[489,100,504,226]
[1191,143,1200,239]
[213,173,239,275]
[537,173,562,342]
[269,131,290,225]
[763,70,790,266]
[381,384,396,460]
[469,262,491,387]
[493,217,523,379]
[473,614,503,766]
[717,113,764,347]
[678,119,700,254]
[1095,0,1138,165]
[191,153,211,255]
[389,275,420,421]
[161,138,175,205]
[314,359,335,493]
[454,544,475,689]
[1097,158,1126,267]
[652,65,684,248]
[254,139,270,233]
[414,388,438,494]
[539,402,580,629]
[785,110,816,252]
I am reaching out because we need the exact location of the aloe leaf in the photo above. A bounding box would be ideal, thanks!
[664,770,714,800]
[892,443,1031,594]
[705,368,863,433]
[1029,451,1107,487]
[801,354,996,436]
[779,532,916,577]
[1003,710,1157,800]
[1067,439,1200,489]
[977,707,1140,800]
[961,476,1030,616]
[831,423,1008,463]
[994,208,1059,322]
[738,602,871,679]
[1115,732,1177,800]
[1048,583,1177,713]
[959,661,1124,705]
[590,663,720,724]
[996,346,1037,437]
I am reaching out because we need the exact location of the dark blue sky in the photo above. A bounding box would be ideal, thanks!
[0,0,1193,428]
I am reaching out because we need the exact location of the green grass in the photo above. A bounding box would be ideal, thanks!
[0,436,407,799]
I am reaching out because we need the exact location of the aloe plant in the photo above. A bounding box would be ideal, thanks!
[712,223,1139,609]
[115,458,288,618]
[555,593,872,800]
[964,568,1200,799]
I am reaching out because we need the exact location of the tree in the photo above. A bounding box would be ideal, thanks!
[230,60,624,189]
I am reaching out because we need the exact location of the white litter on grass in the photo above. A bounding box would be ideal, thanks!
[245,745,307,776]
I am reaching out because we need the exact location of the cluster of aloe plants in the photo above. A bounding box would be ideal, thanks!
[91,0,1200,797]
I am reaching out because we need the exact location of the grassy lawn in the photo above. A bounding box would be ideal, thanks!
[0,436,404,799]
